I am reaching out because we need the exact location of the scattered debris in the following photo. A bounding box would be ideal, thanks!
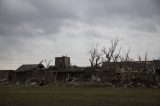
[0,78,9,85]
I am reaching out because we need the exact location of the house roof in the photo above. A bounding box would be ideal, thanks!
[16,64,44,72]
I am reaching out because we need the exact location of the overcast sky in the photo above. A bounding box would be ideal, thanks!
[0,0,160,69]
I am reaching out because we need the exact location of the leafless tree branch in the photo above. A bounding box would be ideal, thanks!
[102,36,120,62]
[89,43,102,70]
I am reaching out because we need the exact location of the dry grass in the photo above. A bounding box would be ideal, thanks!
[0,85,160,106]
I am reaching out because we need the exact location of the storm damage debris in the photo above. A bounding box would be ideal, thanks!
[0,56,160,88]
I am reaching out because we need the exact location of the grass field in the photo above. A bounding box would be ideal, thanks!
[0,86,160,106]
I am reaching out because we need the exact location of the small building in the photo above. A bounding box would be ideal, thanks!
[55,56,70,69]
[13,64,44,82]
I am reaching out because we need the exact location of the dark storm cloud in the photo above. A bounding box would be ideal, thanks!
[0,0,160,69]
[0,0,160,37]
[0,0,78,37]
[84,0,160,18]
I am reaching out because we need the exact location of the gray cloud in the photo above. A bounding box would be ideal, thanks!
[0,0,78,37]
[0,0,160,69]
[85,0,160,18]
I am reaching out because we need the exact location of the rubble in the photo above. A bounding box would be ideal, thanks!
[0,58,160,88]
[66,78,81,87]
[0,78,9,85]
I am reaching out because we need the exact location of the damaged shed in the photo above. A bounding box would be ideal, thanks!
[13,64,45,82]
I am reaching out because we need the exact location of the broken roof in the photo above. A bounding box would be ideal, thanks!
[16,64,44,72]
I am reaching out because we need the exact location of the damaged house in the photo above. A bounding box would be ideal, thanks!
[1,55,160,87]
[100,60,160,86]
[46,56,85,83]
[8,56,85,84]
[10,64,45,83]
[55,56,70,69]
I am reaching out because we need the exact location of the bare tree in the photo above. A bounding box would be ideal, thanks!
[137,51,148,62]
[44,59,53,67]
[113,47,122,62]
[43,59,53,84]
[144,51,148,62]
[89,43,102,70]
[138,54,142,62]
[125,48,130,62]
[102,37,121,62]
